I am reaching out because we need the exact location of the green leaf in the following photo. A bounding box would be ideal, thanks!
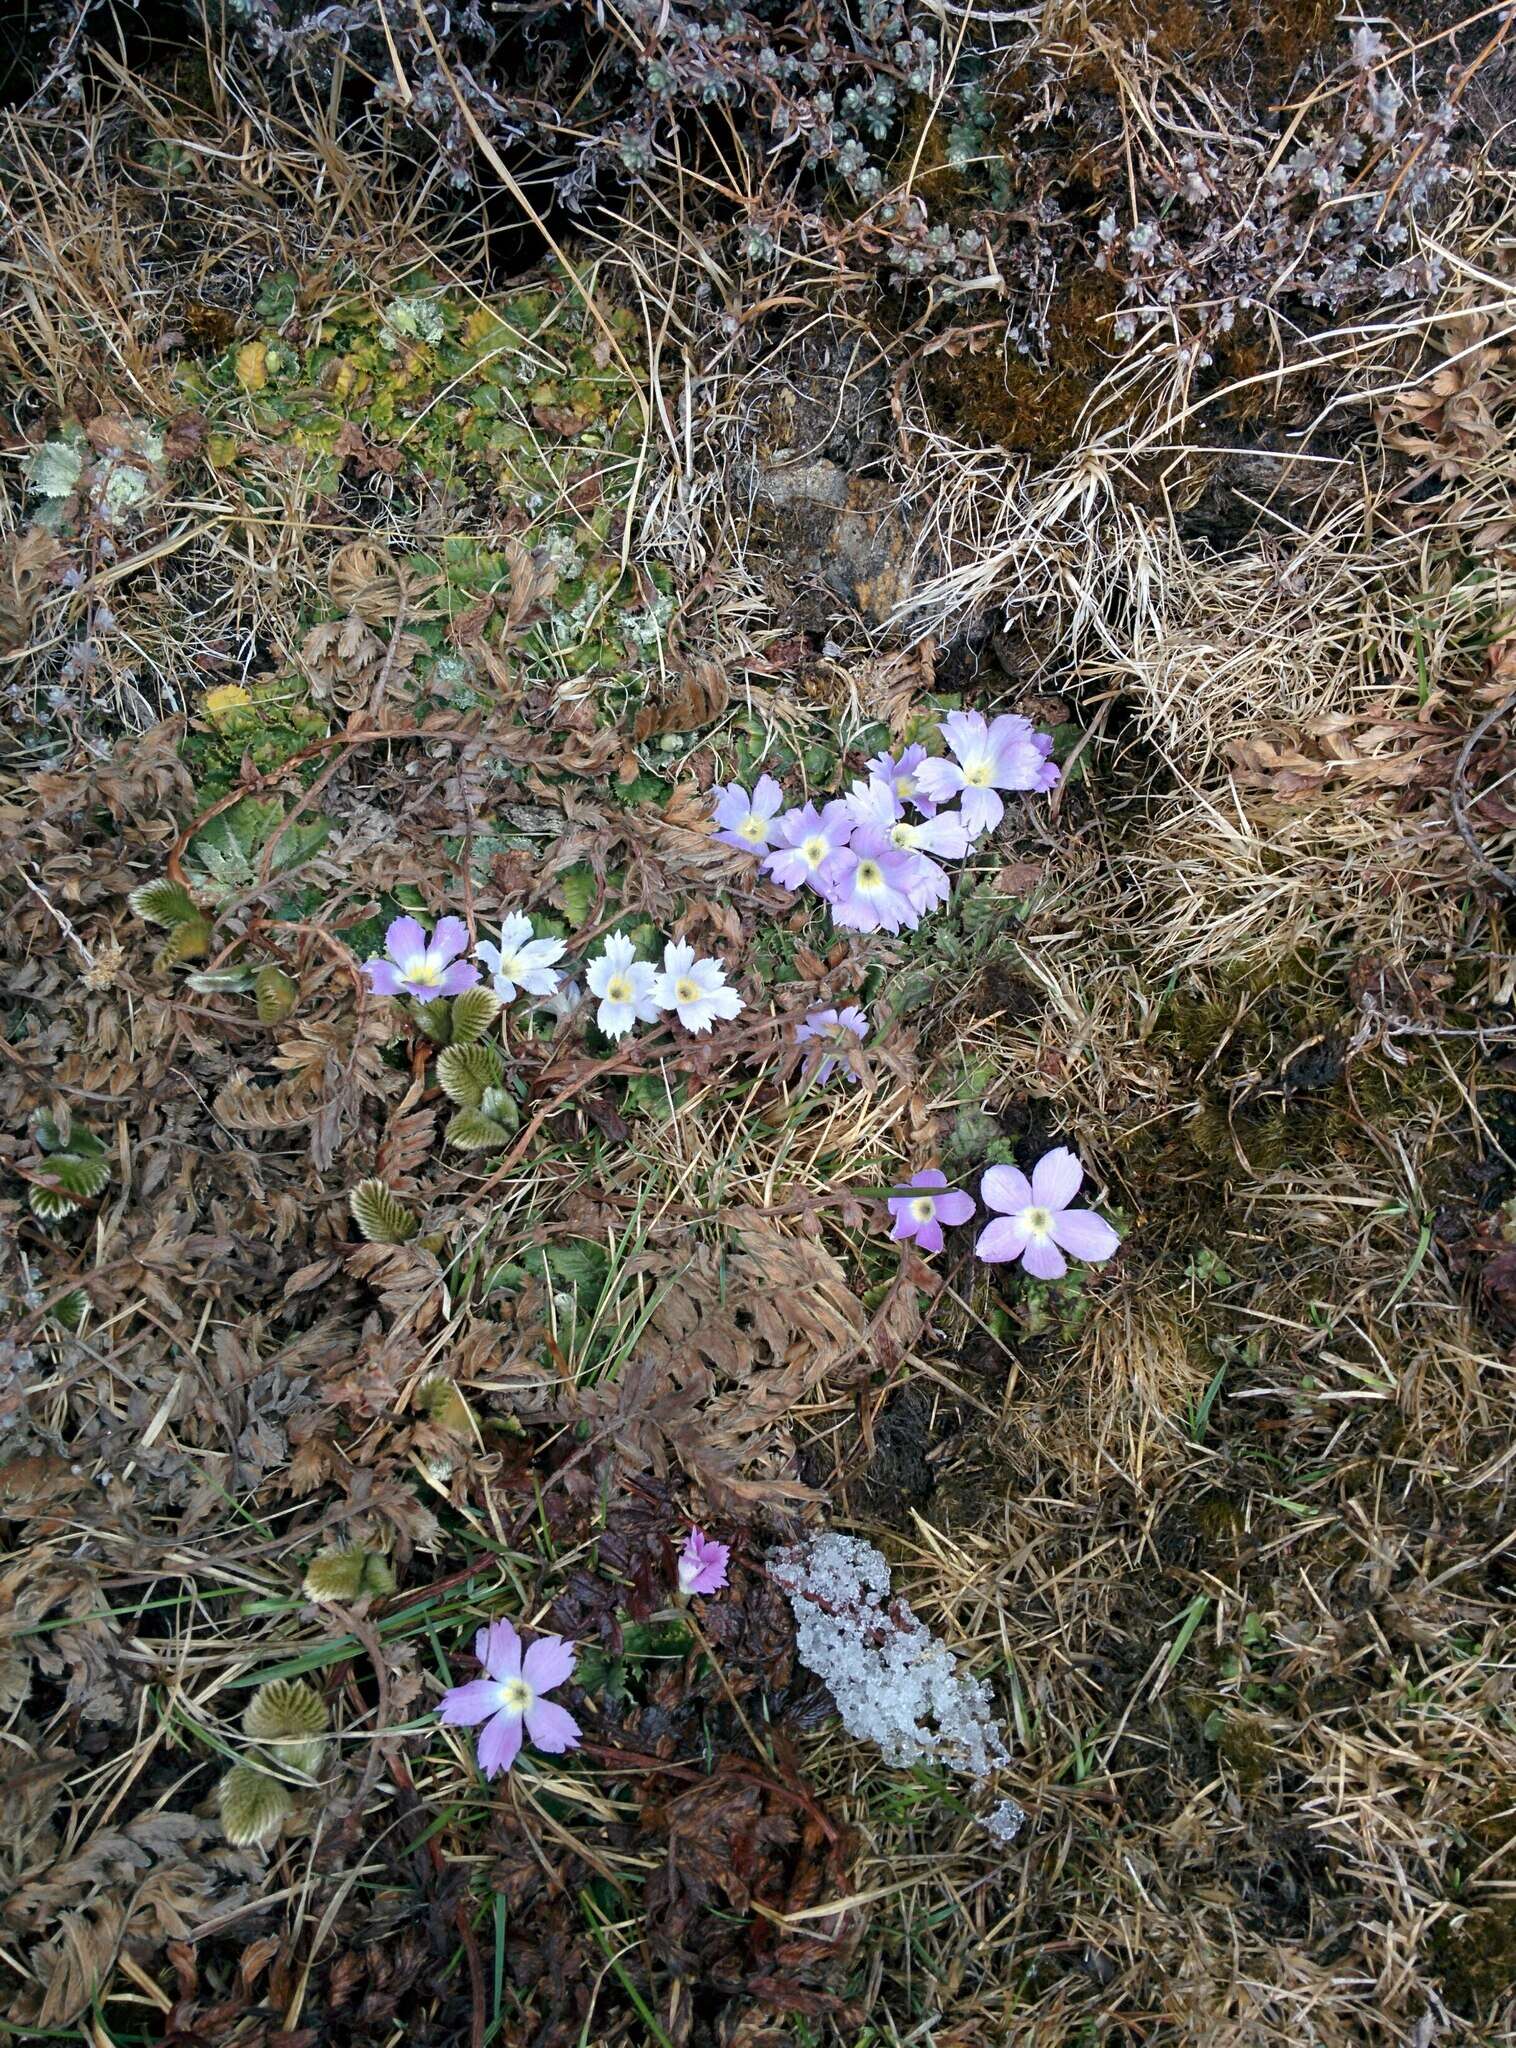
[28,1186,80,1222]
[556,865,596,928]
[349,1179,418,1243]
[445,1108,514,1152]
[49,1289,88,1330]
[254,965,298,1025]
[303,1546,396,1605]
[479,1086,519,1132]
[418,1377,475,1438]
[243,1677,328,1743]
[153,917,213,969]
[38,1151,111,1200]
[129,877,201,929]
[450,985,501,1046]
[436,1041,503,1108]
[218,1763,293,1847]
[26,438,85,498]
[186,965,257,994]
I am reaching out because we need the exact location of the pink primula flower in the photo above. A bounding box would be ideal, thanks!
[887,1169,975,1254]
[794,1004,869,1084]
[363,915,480,1002]
[914,712,1059,837]
[761,800,853,895]
[865,743,938,816]
[677,1526,730,1595]
[711,774,786,854]
[975,1147,1120,1280]
[827,829,924,933]
[438,1619,580,1778]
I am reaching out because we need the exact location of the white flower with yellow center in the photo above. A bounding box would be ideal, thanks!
[585,933,660,1040]
[653,939,745,1034]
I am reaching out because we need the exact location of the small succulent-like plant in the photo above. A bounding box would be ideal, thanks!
[216,1677,329,1848]
[437,1040,520,1150]
[303,1540,397,1606]
[26,1108,111,1222]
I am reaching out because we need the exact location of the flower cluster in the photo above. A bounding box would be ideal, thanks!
[713,714,1057,935]
[440,1526,727,1777]
[881,1148,1119,1274]
[363,916,743,1044]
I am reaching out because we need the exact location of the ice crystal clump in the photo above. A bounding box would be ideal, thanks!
[770,1532,1010,1780]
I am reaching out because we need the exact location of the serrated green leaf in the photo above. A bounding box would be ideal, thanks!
[49,1289,88,1330]
[445,1108,513,1151]
[153,917,212,969]
[556,865,596,928]
[479,1086,519,1132]
[218,1763,293,1846]
[129,877,201,929]
[349,1178,418,1243]
[255,965,298,1024]
[450,984,501,1045]
[38,1151,111,1200]
[436,1040,503,1108]
[28,1186,80,1222]
[410,998,452,1045]
[243,1677,328,1742]
[418,1377,475,1438]
[32,1107,68,1153]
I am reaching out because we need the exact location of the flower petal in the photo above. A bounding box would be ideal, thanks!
[363,959,404,995]
[438,1678,502,1727]
[935,1189,976,1226]
[385,915,427,963]
[480,1619,521,1681]
[1021,1237,1067,1280]
[430,916,470,963]
[476,1705,524,1777]
[911,1168,948,1191]
[980,1164,1032,1214]
[521,1634,576,1693]
[1031,1146,1083,1210]
[914,1218,945,1253]
[1049,1207,1120,1263]
[436,961,481,997]
[522,1698,581,1754]
[975,1215,1030,1264]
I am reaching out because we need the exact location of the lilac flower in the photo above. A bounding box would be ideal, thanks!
[887,1169,975,1253]
[866,743,938,816]
[889,810,972,862]
[915,712,1059,837]
[794,1004,869,1084]
[761,800,853,895]
[827,830,923,933]
[899,851,952,916]
[842,775,903,834]
[712,774,785,854]
[653,940,744,1033]
[438,1619,580,1778]
[677,1526,730,1595]
[363,915,480,1002]
[975,1148,1120,1280]
[475,913,566,1003]
[586,933,660,1039]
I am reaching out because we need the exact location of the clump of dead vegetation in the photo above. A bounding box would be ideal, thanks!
[4,3,1516,2044]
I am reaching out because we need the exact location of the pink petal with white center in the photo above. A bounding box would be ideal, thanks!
[981,1164,1033,1214]
[934,1189,976,1226]
[364,959,404,995]
[521,1634,576,1693]
[478,1619,521,1680]
[1050,1208,1120,1262]
[1031,1147,1084,1210]
[476,1706,524,1777]
[386,915,427,961]
[522,1698,581,1753]
[431,916,471,963]
[975,1215,1031,1263]
[1021,1237,1067,1281]
[438,1679,503,1726]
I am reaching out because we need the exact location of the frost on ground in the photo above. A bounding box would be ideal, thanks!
[771,1532,1011,1783]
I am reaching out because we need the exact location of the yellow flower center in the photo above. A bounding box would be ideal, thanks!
[965,762,992,787]
[890,822,916,849]
[606,974,632,1002]
[910,1195,936,1222]
[801,835,828,866]
[403,954,442,986]
[1024,1205,1053,1236]
[500,1677,534,1713]
[857,860,883,889]
[675,978,701,1003]
[739,814,764,842]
